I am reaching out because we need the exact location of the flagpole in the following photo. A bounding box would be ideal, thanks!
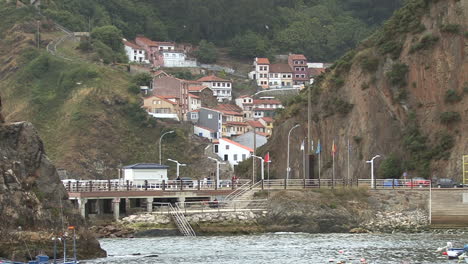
[318,139,321,180]
[332,140,335,189]
[347,137,350,187]
[302,139,306,182]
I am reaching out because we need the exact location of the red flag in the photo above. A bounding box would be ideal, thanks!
[332,141,337,157]
[264,152,270,163]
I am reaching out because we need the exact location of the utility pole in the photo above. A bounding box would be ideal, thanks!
[252,128,256,184]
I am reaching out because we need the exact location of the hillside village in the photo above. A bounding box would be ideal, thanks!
[123,35,329,169]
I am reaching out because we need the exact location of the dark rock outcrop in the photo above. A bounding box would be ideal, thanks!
[0,100,105,261]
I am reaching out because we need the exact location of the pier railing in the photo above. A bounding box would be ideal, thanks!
[64,178,441,193]
[152,200,268,215]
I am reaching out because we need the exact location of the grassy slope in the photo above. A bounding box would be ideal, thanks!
[0,4,207,179]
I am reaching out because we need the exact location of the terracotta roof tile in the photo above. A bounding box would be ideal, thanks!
[270,64,292,73]
[226,121,248,126]
[220,138,253,152]
[123,40,144,50]
[256,58,270,64]
[289,54,307,60]
[247,120,265,128]
[188,85,211,92]
[214,104,243,112]
[261,117,274,122]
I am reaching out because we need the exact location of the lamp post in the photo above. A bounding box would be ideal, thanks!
[286,124,300,180]
[167,159,186,179]
[366,155,381,188]
[252,155,265,180]
[208,157,225,188]
[159,131,174,164]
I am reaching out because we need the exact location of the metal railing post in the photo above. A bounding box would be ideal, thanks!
[126,180,130,191]
[76,181,80,192]
[215,179,218,190]
[107,179,111,191]
[162,180,166,191]
[284,178,287,190]
[180,180,183,191]
[145,180,148,191]
[411,179,413,190]
[198,180,201,191]
[303,178,306,189]
[67,181,71,192]
[261,179,264,190]
[89,181,93,192]
[393,179,395,190]
[318,178,321,189]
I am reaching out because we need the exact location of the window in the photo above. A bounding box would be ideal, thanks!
[139,50,143,54]
[191,113,198,119]
[301,74,305,78]
[208,114,213,119]
[275,74,278,78]
[242,154,246,160]
[226,145,230,150]
[224,154,228,161]
[227,83,231,87]
[234,154,238,161]
[244,99,247,103]
[222,83,225,87]
[134,56,137,60]
[295,74,300,78]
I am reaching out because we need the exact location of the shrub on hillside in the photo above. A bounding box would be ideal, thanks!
[360,54,379,72]
[440,24,461,34]
[386,63,409,87]
[444,89,462,103]
[440,111,461,124]
[127,84,140,95]
[410,33,439,53]
[131,73,152,87]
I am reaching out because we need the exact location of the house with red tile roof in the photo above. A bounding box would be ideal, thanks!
[252,98,283,118]
[197,75,232,102]
[252,57,270,88]
[214,138,253,168]
[235,95,254,119]
[259,117,274,135]
[142,95,181,121]
[123,40,149,64]
[269,63,293,89]
[288,53,310,87]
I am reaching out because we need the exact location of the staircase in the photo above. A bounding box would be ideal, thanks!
[225,180,261,201]
[168,203,196,237]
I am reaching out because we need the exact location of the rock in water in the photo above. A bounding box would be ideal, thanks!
[0,116,106,260]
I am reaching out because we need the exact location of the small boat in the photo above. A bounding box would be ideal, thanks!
[437,242,468,260]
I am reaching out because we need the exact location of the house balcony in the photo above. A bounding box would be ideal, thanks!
[148,112,180,121]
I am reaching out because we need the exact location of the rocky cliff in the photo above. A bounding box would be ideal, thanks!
[263,0,467,181]
[0,96,105,261]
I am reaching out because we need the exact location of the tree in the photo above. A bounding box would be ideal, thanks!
[229,31,270,59]
[91,25,124,52]
[378,154,402,179]
[131,73,153,87]
[195,40,218,63]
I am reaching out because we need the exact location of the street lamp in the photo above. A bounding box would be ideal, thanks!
[286,124,300,180]
[252,155,265,180]
[159,131,174,164]
[167,159,186,179]
[208,157,225,188]
[366,155,381,188]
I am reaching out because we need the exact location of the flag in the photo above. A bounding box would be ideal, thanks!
[264,152,270,163]
[315,140,321,154]
[332,140,337,157]
[300,140,305,151]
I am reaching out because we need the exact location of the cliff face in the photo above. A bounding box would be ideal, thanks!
[0,97,105,260]
[264,0,467,180]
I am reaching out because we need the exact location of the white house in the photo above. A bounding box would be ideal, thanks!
[194,125,216,140]
[123,40,149,64]
[189,94,201,111]
[197,75,232,102]
[253,57,270,88]
[162,51,197,68]
[214,138,253,168]
[122,163,169,185]
[235,95,254,119]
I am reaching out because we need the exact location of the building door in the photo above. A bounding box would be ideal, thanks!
[214,145,218,153]
[224,155,228,161]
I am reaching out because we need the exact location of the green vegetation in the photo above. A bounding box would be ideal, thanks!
[358,50,379,72]
[378,154,402,179]
[194,40,218,63]
[444,89,462,103]
[387,63,409,87]
[410,33,439,53]
[440,111,461,125]
[37,0,402,61]
[440,24,461,34]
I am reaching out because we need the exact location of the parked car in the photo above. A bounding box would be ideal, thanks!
[435,178,462,188]
[383,179,401,187]
[405,177,431,187]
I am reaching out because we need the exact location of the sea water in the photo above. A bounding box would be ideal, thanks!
[84,232,468,263]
